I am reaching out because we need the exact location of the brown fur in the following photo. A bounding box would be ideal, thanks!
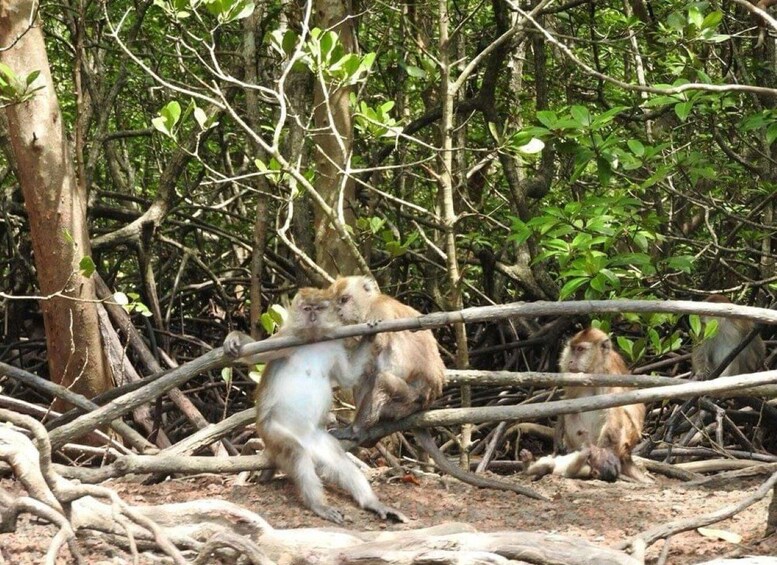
[329,276,445,440]
[692,295,765,379]
[555,327,650,483]
[225,288,406,524]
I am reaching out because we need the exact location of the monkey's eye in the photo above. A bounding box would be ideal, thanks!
[338,295,350,304]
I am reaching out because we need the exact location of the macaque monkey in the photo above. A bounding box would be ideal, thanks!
[555,327,650,483]
[328,276,544,500]
[692,294,765,379]
[328,276,446,441]
[224,288,406,524]
[520,445,621,482]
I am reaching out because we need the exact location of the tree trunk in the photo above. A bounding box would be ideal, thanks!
[0,2,112,408]
[312,0,359,276]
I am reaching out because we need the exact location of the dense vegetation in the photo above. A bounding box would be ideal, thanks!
[1,0,776,442]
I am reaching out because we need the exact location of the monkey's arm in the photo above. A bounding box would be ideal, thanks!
[415,429,547,500]
[223,330,294,364]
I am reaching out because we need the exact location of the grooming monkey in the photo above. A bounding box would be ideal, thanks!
[329,276,545,500]
[520,445,621,482]
[555,327,651,483]
[224,288,406,524]
[692,295,765,379]
[328,276,446,440]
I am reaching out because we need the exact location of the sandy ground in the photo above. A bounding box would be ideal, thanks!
[1,465,776,564]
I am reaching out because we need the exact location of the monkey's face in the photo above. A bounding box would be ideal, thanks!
[561,340,601,372]
[331,276,379,324]
[289,288,338,335]
[559,329,611,373]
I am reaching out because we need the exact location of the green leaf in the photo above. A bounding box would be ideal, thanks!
[704,319,719,339]
[689,314,701,337]
[559,277,590,300]
[221,367,233,385]
[113,292,130,306]
[78,256,96,277]
[688,6,704,28]
[675,100,693,121]
[25,70,40,86]
[268,304,288,326]
[405,65,426,78]
[627,139,645,156]
[570,105,591,127]
[536,111,558,129]
[161,100,181,125]
[700,11,722,30]
[260,312,276,335]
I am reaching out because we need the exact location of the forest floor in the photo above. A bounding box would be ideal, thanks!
[1,465,776,564]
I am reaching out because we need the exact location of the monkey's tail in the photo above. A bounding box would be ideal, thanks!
[414,429,548,501]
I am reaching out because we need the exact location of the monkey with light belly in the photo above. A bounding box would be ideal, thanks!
[692,294,765,379]
[520,445,621,482]
[223,288,406,524]
[555,327,651,483]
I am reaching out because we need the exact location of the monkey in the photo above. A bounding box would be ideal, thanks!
[328,276,446,441]
[224,288,406,524]
[327,276,545,500]
[519,445,621,482]
[692,295,765,380]
[555,327,651,483]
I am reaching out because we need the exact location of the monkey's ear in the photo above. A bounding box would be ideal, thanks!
[363,277,380,293]
[600,338,613,354]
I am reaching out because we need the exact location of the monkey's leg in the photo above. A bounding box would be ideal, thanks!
[553,416,567,454]
[353,371,423,434]
[314,432,407,523]
[264,426,345,524]
[331,379,375,441]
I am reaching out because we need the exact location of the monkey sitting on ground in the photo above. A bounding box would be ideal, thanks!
[223,288,406,524]
[555,327,651,483]
[692,294,765,379]
[328,276,446,441]
[519,446,621,482]
[328,276,545,501]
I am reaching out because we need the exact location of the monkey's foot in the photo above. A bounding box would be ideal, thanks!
[330,426,359,441]
[518,448,535,463]
[257,468,275,483]
[366,502,408,523]
[311,503,345,524]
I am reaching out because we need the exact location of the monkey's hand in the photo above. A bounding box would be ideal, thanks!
[518,448,535,464]
[311,503,345,524]
[366,501,408,523]
[224,330,253,359]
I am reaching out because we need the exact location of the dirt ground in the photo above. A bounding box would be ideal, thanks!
[1,464,776,564]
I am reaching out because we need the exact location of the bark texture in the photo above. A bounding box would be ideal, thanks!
[312,0,358,276]
[0,1,112,407]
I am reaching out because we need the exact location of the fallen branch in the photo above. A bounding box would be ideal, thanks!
[358,369,777,443]
[624,470,777,554]
[48,299,777,445]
